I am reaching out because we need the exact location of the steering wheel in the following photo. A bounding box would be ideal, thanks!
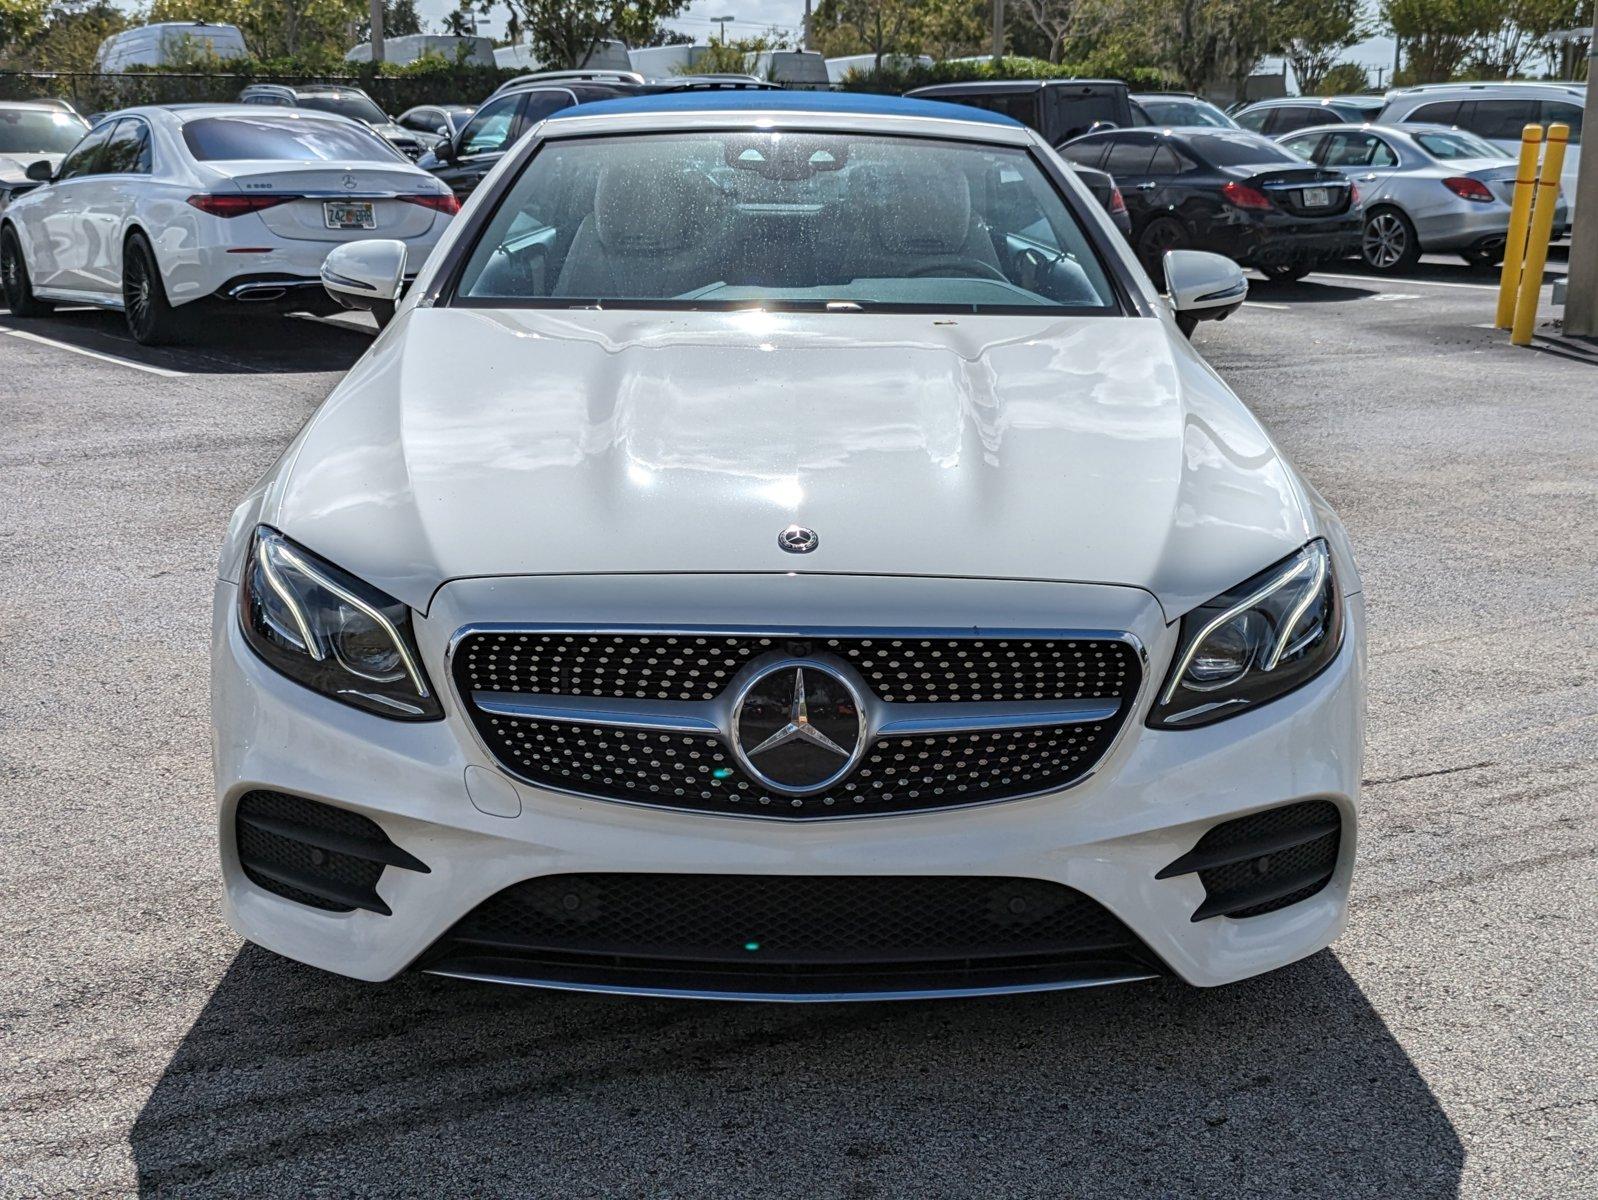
[905,257,1008,282]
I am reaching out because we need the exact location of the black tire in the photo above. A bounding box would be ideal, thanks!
[1462,248,1503,270]
[1,225,54,317]
[1175,313,1199,338]
[1136,216,1189,277]
[121,231,188,346]
[1360,206,1421,274]
[1258,262,1312,282]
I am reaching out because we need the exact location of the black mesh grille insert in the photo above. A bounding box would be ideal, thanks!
[471,717,1120,818]
[233,790,426,914]
[426,873,1160,995]
[1162,800,1342,921]
[454,631,1139,705]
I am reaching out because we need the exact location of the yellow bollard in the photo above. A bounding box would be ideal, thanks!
[1495,124,1542,329]
[1511,123,1569,346]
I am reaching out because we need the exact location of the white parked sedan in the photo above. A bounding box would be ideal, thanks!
[212,91,1364,1001]
[0,104,458,344]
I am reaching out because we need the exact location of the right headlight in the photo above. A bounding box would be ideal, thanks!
[1148,540,1343,729]
[238,526,442,721]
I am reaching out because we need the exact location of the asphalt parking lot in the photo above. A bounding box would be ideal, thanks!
[2,257,1594,1198]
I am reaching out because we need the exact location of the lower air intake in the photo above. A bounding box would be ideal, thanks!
[1159,799,1342,921]
[233,790,428,915]
[422,873,1163,997]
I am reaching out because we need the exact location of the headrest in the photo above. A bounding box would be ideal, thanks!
[870,161,972,254]
[593,148,716,255]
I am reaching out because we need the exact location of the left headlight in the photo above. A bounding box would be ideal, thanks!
[1148,540,1343,730]
[238,526,443,721]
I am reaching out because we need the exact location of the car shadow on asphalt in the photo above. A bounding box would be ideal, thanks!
[0,307,372,376]
[128,944,1463,1197]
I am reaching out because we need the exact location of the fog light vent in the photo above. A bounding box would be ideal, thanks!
[233,790,428,915]
[1158,800,1341,921]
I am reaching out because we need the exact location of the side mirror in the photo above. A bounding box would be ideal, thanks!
[321,239,407,312]
[434,137,457,164]
[1164,250,1246,328]
[25,160,53,182]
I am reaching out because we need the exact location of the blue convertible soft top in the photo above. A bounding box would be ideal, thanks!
[553,89,1023,128]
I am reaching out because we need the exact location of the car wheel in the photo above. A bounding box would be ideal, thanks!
[121,231,188,346]
[1361,207,1420,273]
[1257,263,1312,282]
[1462,248,1503,270]
[1,226,54,317]
[1136,217,1189,277]
[1175,313,1199,338]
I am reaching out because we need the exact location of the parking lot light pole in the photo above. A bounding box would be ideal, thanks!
[1560,10,1598,337]
[992,0,1004,64]
[370,0,385,64]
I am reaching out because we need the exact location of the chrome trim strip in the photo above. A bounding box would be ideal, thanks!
[874,698,1120,736]
[421,965,1161,1002]
[443,624,1149,823]
[470,692,1119,741]
[472,692,721,734]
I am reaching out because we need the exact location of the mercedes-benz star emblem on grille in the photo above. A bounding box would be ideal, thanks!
[731,662,865,795]
[777,524,818,554]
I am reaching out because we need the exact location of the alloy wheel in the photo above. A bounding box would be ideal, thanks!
[124,250,152,338]
[1363,212,1407,269]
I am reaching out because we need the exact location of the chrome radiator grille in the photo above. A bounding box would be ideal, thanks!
[452,628,1142,820]
[456,630,1135,704]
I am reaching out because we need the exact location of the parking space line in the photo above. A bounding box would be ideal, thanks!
[1242,301,1291,310]
[5,329,187,377]
[1305,272,1509,292]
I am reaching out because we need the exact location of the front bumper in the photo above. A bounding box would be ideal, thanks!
[212,573,1366,1000]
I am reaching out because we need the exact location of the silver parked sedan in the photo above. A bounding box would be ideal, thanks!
[1277,122,1569,272]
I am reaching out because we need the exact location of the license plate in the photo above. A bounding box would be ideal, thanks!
[1301,187,1331,207]
[323,200,375,230]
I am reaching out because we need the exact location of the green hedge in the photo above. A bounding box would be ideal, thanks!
[0,61,517,116]
[836,56,1177,95]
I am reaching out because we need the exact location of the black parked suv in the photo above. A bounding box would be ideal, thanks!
[907,79,1135,146]
[907,80,1135,236]
[421,77,782,199]
[238,83,427,160]
[1059,127,1361,280]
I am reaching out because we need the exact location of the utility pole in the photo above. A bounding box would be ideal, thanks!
[803,0,812,52]
[369,0,385,63]
[991,0,1004,64]
[1560,6,1598,337]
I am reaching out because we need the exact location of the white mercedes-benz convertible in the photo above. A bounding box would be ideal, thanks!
[211,91,1365,1001]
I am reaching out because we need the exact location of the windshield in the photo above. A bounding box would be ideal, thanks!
[1140,98,1236,129]
[182,115,401,162]
[0,109,89,154]
[294,93,389,125]
[454,131,1118,314]
[1188,132,1298,167]
[1414,129,1506,161]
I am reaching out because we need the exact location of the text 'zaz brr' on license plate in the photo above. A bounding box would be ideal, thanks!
[1301,187,1330,207]
[324,200,376,230]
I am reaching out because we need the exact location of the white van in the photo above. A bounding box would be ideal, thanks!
[345,34,495,67]
[95,22,249,71]
[1380,82,1585,209]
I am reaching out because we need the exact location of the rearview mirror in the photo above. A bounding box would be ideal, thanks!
[321,240,407,313]
[1164,250,1246,331]
[25,160,53,182]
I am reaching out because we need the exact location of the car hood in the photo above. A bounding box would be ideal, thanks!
[262,308,1318,617]
[0,151,63,181]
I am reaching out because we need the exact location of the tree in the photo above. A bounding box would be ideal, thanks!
[1279,0,1367,94]
[360,0,425,39]
[145,0,365,60]
[0,0,50,55]
[4,0,128,70]
[811,0,919,67]
[1015,0,1077,63]
[1383,0,1496,82]
[1317,60,1371,92]
[498,0,688,69]
[915,0,984,59]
